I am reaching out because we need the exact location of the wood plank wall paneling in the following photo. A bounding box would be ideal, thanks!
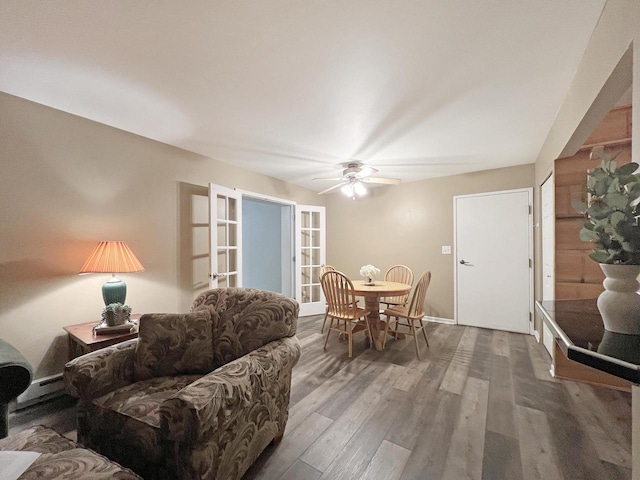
[582,106,632,146]
[554,105,632,300]
[555,184,586,218]
[555,282,608,301]
[555,250,604,283]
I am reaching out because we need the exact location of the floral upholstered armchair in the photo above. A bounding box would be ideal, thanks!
[64,288,300,480]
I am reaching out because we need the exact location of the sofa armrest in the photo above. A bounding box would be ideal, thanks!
[64,339,137,403]
[161,336,301,445]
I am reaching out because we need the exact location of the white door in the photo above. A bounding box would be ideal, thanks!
[455,188,532,333]
[541,175,555,301]
[295,205,326,316]
[541,174,555,356]
[209,184,242,289]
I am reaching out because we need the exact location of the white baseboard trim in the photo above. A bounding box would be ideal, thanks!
[423,316,455,325]
[15,373,65,410]
[534,330,540,342]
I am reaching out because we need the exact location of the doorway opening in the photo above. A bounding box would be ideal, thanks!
[242,197,294,297]
[209,183,326,311]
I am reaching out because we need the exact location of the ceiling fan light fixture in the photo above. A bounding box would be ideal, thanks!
[341,183,354,198]
[354,181,367,197]
[341,180,367,200]
[315,161,396,197]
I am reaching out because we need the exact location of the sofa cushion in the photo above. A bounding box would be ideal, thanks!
[134,311,213,381]
[0,425,142,480]
[82,375,199,478]
[0,425,76,454]
[191,288,299,369]
[18,448,142,480]
[93,375,201,428]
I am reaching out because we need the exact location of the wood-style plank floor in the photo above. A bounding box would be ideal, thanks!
[9,315,632,479]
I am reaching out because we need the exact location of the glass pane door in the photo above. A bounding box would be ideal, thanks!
[295,205,326,316]
[209,184,242,289]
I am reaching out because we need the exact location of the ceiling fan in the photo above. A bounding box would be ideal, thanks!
[313,162,401,199]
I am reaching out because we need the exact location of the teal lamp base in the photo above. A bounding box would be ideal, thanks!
[102,276,127,305]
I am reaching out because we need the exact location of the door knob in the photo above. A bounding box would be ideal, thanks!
[459,260,472,265]
[209,272,228,279]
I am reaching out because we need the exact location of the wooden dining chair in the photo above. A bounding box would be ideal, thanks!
[382,270,431,358]
[380,265,414,310]
[321,270,372,358]
[319,265,337,333]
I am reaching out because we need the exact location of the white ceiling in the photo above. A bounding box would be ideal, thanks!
[0,1,607,192]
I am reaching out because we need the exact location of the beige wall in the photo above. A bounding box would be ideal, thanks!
[0,91,323,378]
[533,0,640,330]
[325,164,535,320]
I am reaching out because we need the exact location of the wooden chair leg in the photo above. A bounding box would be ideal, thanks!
[419,319,429,347]
[394,315,400,339]
[347,320,353,358]
[321,311,329,333]
[411,319,420,359]
[338,320,348,341]
[323,317,334,350]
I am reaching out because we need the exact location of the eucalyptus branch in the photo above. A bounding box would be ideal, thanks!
[572,148,640,264]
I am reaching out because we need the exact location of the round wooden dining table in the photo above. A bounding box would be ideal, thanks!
[352,280,412,351]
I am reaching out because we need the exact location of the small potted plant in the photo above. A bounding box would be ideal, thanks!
[573,147,640,333]
[101,303,132,326]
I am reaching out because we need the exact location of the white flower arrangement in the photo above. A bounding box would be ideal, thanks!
[359,264,380,280]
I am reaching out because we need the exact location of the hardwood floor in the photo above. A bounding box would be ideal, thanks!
[9,315,632,479]
[8,393,77,440]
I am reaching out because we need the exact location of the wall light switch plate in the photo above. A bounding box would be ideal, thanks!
[442,246,451,255]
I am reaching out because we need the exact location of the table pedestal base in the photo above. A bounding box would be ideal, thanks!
[364,296,384,350]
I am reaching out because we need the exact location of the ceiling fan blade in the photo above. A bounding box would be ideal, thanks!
[317,183,345,195]
[362,177,401,185]
[355,166,379,179]
[312,177,344,181]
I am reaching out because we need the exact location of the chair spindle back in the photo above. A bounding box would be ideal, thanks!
[383,265,414,305]
[321,270,357,318]
[407,270,432,318]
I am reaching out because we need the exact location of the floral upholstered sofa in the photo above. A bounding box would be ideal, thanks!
[64,288,300,480]
[0,425,142,479]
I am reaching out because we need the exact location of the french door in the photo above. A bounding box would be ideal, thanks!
[209,184,242,289]
[295,205,326,316]
[209,183,326,315]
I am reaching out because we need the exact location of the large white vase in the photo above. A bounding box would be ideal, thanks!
[597,264,640,334]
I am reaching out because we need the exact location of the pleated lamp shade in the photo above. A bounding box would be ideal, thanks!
[80,242,144,305]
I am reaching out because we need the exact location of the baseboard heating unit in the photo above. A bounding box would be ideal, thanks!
[15,373,65,410]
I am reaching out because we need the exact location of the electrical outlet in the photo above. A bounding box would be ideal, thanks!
[442,245,451,254]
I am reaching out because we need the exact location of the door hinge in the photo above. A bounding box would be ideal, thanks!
[529,258,532,268]
[529,312,533,323]
[528,205,532,215]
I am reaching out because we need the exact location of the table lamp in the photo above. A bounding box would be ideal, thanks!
[79,241,145,305]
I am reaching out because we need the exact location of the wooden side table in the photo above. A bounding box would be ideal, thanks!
[63,314,140,361]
